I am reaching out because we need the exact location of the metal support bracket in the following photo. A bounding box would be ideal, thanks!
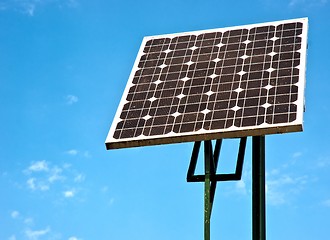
[187,137,247,183]
[186,137,247,240]
[186,136,266,240]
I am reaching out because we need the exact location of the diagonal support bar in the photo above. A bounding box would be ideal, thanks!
[187,137,247,183]
[210,139,222,212]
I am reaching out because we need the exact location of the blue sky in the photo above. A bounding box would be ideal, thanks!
[1,0,330,239]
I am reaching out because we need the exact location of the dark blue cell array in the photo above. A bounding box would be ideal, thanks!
[114,22,303,140]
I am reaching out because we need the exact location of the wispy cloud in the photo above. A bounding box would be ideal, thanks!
[8,211,61,240]
[66,95,79,105]
[48,166,64,183]
[66,0,79,8]
[24,160,85,197]
[24,218,34,226]
[235,180,247,195]
[101,186,109,193]
[25,161,62,191]
[8,235,16,240]
[316,156,330,168]
[63,190,75,198]
[289,0,301,6]
[26,178,36,190]
[293,151,303,158]
[322,199,330,207]
[0,0,79,16]
[28,160,49,172]
[68,236,81,240]
[65,149,91,158]
[19,2,36,16]
[25,227,50,240]
[74,174,85,183]
[83,151,91,158]
[108,197,115,206]
[288,0,327,7]
[220,167,251,197]
[267,172,308,206]
[262,0,327,9]
[66,149,78,156]
[27,177,50,191]
[11,211,20,219]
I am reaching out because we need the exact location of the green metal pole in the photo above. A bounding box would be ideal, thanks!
[204,140,212,240]
[252,136,266,240]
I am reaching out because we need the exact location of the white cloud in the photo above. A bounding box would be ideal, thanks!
[292,152,302,158]
[25,3,35,16]
[66,95,79,105]
[39,183,49,191]
[0,0,80,15]
[67,0,79,8]
[27,178,36,190]
[8,235,16,240]
[266,183,285,205]
[25,161,65,191]
[68,237,81,240]
[269,168,279,175]
[74,174,85,183]
[48,166,64,183]
[27,178,49,191]
[101,186,109,193]
[24,217,34,226]
[316,156,330,168]
[66,149,78,156]
[109,197,115,206]
[267,173,308,206]
[262,0,327,9]
[25,227,50,240]
[11,212,60,240]
[28,161,49,172]
[289,0,300,6]
[83,151,91,158]
[0,1,36,16]
[235,180,247,195]
[11,211,19,219]
[322,199,330,207]
[288,0,327,7]
[64,190,75,198]
[65,149,91,158]
[23,159,87,201]
[0,3,8,11]
[63,163,71,169]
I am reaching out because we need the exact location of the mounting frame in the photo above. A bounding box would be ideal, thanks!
[187,136,265,240]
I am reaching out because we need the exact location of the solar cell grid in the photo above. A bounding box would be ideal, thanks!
[106,18,308,149]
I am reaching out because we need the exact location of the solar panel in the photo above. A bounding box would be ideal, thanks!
[106,18,308,149]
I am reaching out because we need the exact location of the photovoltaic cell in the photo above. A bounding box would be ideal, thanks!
[106,18,308,149]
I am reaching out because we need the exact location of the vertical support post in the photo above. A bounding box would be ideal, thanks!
[204,140,212,240]
[252,136,266,240]
[187,138,247,240]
